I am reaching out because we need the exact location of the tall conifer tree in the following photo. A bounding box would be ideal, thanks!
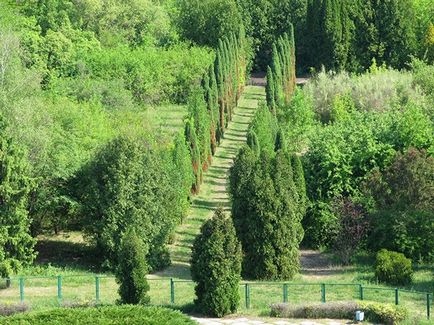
[266,66,276,112]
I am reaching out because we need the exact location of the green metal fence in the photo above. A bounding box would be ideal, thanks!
[1,276,432,320]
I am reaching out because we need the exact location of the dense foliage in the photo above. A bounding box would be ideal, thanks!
[375,249,414,285]
[0,0,250,273]
[176,0,243,48]
[364,148,434,262]
[1,0,433,282]
[266,28,296,112]
[0,114,35,278]
[300,66,433,252]
[0,306,196,325]
[75,135,190,270]
[305,0,432,71]
[178,0,433,70]
[116,228,150,305]
[230,143,305,279]
[186,28,248,192]
[191,208,242,317]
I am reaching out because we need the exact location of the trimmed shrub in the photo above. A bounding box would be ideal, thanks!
[190,208,242,317]
[360,301,408,325]
[270,301,408,324]
[0,303,30,317]
[375,249,413,285]
[0,306,196,324]
[116,228,150,305]
[270,301,358,319]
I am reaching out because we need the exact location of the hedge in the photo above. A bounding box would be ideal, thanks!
[0,306,195,325]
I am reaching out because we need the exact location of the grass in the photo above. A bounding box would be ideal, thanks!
[147,104,188,136]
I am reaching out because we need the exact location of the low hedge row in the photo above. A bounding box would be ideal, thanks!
[0,306,195,325]
[270,301,408,324]
[0,304,30,317]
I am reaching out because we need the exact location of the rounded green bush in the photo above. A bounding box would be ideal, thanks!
[375,249,413,285]
[0,306,195,325]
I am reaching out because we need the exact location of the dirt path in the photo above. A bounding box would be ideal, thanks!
[155,86,266,280]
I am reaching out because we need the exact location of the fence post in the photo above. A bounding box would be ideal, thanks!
[283,284,288,303]
[170,278,175,304]
[321,284,326,303]
[245,284,250,309]
[19,277,24,302]
[6,278,11,288]
[359,285,364,300]
[395,288,399,305]
[95,276,100,303]
[427,293,431,320]
[57,276,62,301]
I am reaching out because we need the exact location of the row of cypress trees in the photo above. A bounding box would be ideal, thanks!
[306,0,352,71]
[228,28,306,280]
[266,24,296,112]
[229,125,306,280]
[186,26,248,193]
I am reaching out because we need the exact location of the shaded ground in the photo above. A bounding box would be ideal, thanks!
[155,85,265,280]
[34,232,101,273]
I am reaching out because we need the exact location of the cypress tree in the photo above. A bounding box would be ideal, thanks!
[202,71,211,111]
[246,130,260,156]
[274,128,287,152]
[271,43,283,105]
[277,36,289,103]
[116,227,150,305]
[238,24,247,88]
[191,208,242,317]
[266,66,276,112]
[215,47,225,136]
[270,150,301,278]
[185,118,202,193]
[203,71,217,155]
[288,25,296,95]
[230,149,302,280]
[189,88,211,169]
[0,113,35,278]
[172,132,193,222]
[223,38,232,122]
[229,146,258,255]
[209,65,221,146]
[291,154,307,219]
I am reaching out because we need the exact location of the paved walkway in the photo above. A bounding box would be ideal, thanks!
[191,317,350,325]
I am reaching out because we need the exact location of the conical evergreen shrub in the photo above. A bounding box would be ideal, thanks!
[191,208,242,317]
[116,228,150,305]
